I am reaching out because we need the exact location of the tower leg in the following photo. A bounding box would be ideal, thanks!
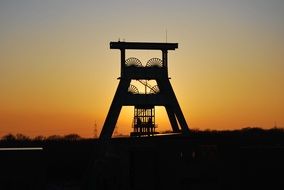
[165,106,180,132]
[100,79,130,140]
[158,79,190,134]
[173,104,190,134]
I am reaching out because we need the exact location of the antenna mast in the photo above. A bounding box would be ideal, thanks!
[166,29,168,43]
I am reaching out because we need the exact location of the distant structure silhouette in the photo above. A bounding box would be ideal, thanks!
[100,41,189,140]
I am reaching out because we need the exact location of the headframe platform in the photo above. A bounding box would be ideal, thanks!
[110,41,178,50]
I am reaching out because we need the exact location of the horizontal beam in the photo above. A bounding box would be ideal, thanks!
[123,94,166,106]
[110,41,178,50]
[124,67,167,79]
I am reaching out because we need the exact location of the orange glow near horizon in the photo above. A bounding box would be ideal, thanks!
[1,1,284,138]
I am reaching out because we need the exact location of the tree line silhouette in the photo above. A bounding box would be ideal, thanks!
[1,127,284,142]
[1,133,81,141]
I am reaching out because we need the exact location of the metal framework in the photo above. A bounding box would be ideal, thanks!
[132,106,156,137]
[99,41,190,140]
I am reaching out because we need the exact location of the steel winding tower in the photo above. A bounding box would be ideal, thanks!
[99,41,189,140]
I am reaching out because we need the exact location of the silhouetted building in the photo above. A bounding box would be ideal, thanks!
[100,41,190,139]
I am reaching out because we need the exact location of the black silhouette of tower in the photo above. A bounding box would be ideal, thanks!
[99,41,189,140]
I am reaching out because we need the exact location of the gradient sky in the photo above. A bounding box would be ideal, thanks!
[1,0,284,138]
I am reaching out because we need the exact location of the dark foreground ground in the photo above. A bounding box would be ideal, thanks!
[1,129,284,190]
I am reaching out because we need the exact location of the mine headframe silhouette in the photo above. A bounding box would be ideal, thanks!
[99,41,190,140]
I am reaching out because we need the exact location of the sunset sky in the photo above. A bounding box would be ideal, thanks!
[1,0,284,138]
